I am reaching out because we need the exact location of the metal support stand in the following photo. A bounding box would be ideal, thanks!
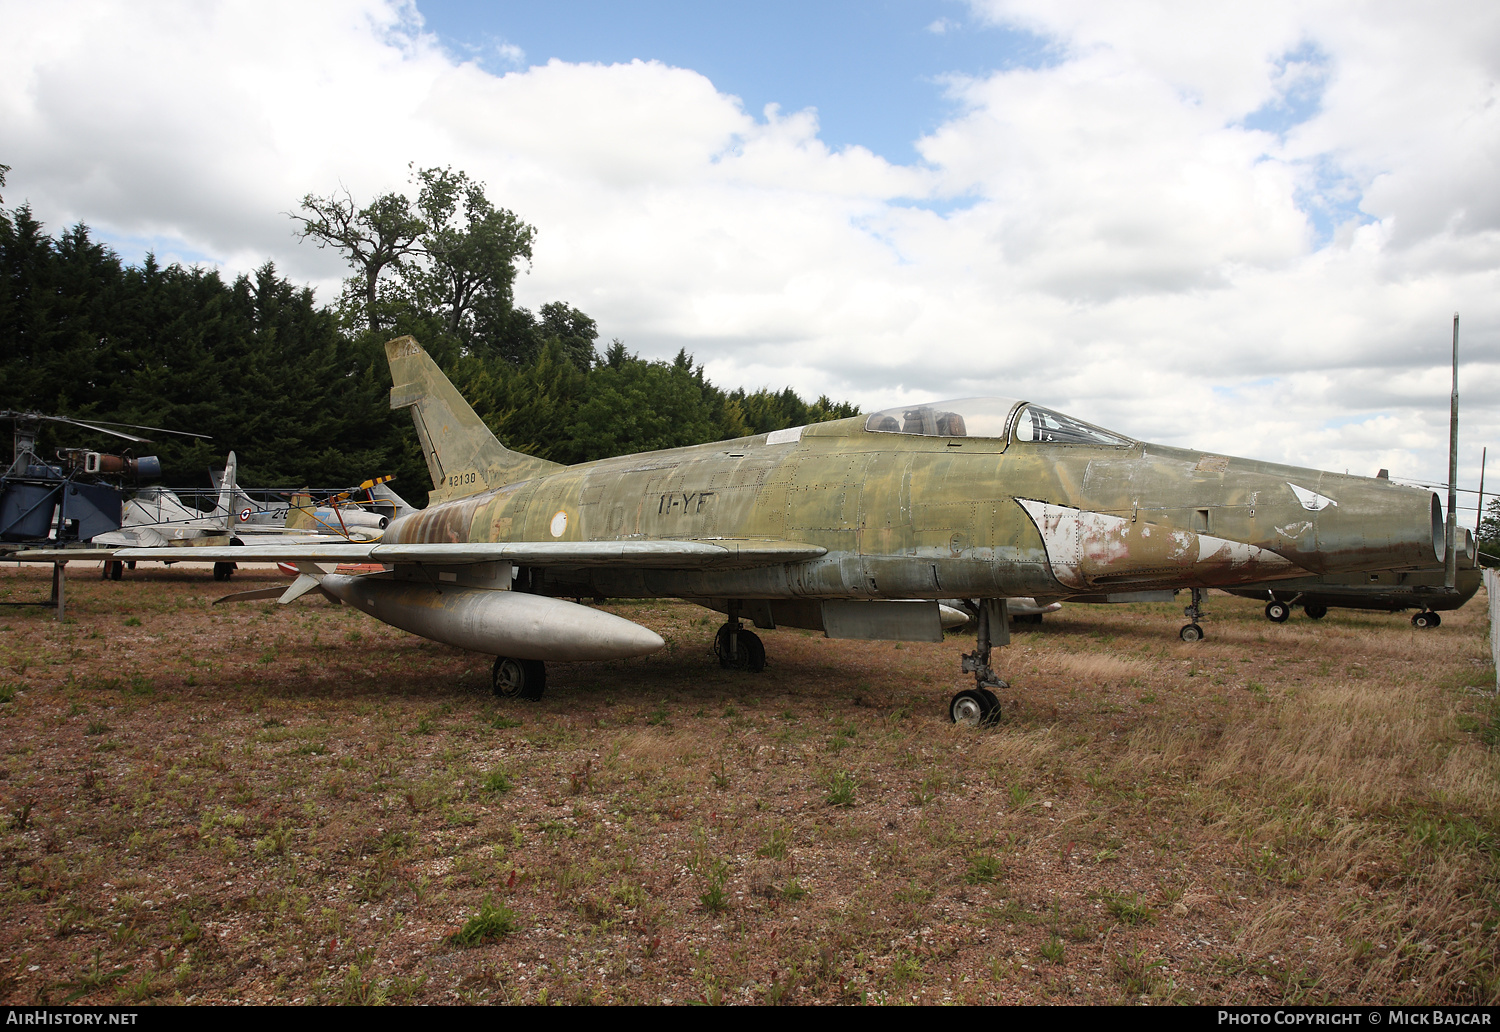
[960,598,1010,690]
[50,561,65,622]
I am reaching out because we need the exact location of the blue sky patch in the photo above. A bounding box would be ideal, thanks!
[415,0,1058,164]
[1241,41,1330,137]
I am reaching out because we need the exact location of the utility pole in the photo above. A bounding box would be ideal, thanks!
[1446,313,1459,589]
[1477,446,1487,539]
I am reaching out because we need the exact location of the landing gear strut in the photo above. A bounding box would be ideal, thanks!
[714,601,766,672]
[492,656,546,699]
[953,599,1009,726]
[1180,588,1206,641]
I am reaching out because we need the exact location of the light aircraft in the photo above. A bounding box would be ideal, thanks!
[121,336,1445,725]
[91,453,391,580]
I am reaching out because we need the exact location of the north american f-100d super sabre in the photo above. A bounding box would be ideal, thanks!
[122,336,1447,725]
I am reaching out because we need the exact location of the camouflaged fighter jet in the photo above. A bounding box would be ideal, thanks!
[118,336,1446,725]
[1224,527,1481,628]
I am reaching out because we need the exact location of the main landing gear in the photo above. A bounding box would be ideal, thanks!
[1180,588,1206,642]
[212,561,237,582]
[492,656,547,700]
[714,600,766,672]
[1411,610,1441,629]
[953,598,1009,727]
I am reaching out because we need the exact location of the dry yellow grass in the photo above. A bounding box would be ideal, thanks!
[0,565,1495,1004]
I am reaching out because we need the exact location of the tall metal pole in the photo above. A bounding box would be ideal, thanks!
[1445,313,1459,589]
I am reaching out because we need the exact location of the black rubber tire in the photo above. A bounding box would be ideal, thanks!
[492,656,547,700]
[714,625,766,672]
[1412,611,1437,629]
[949,688,999,727]
[1180,623,1205,642]
[1303,604,1327,620]
[1265,601,1290,623]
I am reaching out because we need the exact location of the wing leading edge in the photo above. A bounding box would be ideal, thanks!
[113,538,827,570]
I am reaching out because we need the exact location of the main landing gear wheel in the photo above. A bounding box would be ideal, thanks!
[714,624,766,672]
[949,687,1000,727]
[1179,623,1204,642]
[1265,601,1290,623]
[1303,603,1328,620]
[1412,611,1441,629]
[492,656,547,700]
[212,561,236,582]
[101,561,123,581]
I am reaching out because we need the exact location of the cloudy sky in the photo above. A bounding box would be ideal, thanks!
[3,0,1498,509]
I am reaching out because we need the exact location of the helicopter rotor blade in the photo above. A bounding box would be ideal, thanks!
[75,418,213,440]
[44,417,154,443]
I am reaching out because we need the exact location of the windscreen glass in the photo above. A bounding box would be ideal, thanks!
[1013,405,1132,446]
[863,398,1021,439]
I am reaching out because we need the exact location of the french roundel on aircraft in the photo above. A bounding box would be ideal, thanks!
[239,508,252,522]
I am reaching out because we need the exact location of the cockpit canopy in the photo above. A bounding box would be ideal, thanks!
[862,398,1132,446]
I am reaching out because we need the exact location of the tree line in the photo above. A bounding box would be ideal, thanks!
[0,164,856,499]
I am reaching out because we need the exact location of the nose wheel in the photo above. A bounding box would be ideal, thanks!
[1180,588,1207,641]
[1264,600,1290,623]
[950,687,1001,726]
[953,599,1010,725]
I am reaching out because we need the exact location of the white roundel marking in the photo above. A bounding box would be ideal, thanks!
[239,508,252,522]
[550,510,568,538]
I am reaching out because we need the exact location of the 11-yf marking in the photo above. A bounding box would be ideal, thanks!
[658,491,714,515]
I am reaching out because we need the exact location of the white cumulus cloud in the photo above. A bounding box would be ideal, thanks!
[1,0,1496,495]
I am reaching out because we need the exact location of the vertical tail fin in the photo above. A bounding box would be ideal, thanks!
[216,452,238,531]
[385,336,562,504]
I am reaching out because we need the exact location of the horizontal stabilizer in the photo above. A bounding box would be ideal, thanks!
[213,586,286,605]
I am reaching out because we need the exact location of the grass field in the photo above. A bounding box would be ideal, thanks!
[0,562,1496,1005]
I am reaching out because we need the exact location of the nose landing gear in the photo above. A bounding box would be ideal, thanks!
[1180,588,1206,641]
[953,598,1009,726]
